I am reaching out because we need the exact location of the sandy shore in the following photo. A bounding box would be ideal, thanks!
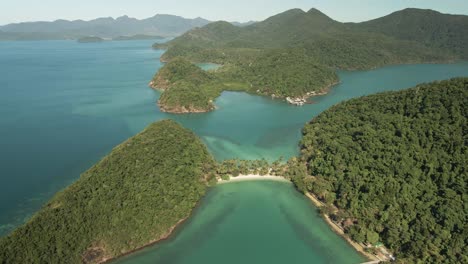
[218,176,379,261]
[218,174,290,184]
[304,193,380,262]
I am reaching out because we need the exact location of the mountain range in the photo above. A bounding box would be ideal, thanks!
[0,14,254,40]
[157,8,468,60]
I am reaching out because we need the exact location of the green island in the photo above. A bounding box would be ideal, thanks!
[1,78,466,263]
[0,120,216,264]
[150,8,468,113]
[77,36,106,43]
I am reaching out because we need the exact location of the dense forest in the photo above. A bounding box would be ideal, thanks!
[151,52,338,113]
[294,78,467,263]
[150,58,221,113]
[0,120,216,264]
[77,36,105,43]
[151,8,467,112]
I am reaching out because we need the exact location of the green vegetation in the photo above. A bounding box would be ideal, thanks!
[0,120,215,264]
[77,36,105,43]
[158,80,217,113]
[150,58,220,112]
[296,78,467,263]
[151,51,338,112]
[359,8,468,58]
[151,8,467,112]
[214,158,288,179]
[0,117,294,263]
[151,57,213,89]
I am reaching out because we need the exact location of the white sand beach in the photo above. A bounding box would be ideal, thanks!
[217,174,290,184]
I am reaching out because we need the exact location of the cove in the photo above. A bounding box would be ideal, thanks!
[113,181,367,264]
[0,39,467,254]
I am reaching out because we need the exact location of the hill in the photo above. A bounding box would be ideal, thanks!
[0,120,216,264]
[150,58,219,113]
[294,78,467,263]
[77,36,105,43]
[151,8,467,113]
[357,8,468,58]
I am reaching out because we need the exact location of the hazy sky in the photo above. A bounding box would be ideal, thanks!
[1,0,467,25]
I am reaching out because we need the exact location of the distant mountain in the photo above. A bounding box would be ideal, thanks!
[156,8,468,67]
[230,21,257,27]
[0,15,257,41]
[77,36,105,43]
[0,14,211,40]
[356,8,468,57]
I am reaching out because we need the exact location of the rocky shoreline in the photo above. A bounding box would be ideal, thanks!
[97,217,189,264]
[284,81,339,106]
[157,101,214,114]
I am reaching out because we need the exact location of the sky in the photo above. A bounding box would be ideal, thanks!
[1,0,468,25]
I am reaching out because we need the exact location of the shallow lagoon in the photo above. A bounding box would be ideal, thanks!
[113,181,367,264]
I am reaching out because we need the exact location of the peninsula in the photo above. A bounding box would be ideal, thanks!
[0,120,216,264]
[151,8,468,113]
[291,78,467,263]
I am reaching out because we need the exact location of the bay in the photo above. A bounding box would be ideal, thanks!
[113,181,367,264]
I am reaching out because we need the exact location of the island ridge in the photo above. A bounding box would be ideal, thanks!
[151,8,468,113]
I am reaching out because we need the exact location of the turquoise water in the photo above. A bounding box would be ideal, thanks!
[196,62,222,71]
[114,181,367,264]
[0,40,467,256]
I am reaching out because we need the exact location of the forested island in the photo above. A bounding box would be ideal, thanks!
[150,58,220,113]
[77,36,105,43]
[151,8,468,113]
[0,120,216,264]
[290,78,467,263]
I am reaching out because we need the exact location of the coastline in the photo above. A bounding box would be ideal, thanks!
[283,80,340,106]
[100,218,189,264]
[157,101,214,114]
[304,192,380,262]
[93,174,380,263]
[99,191,209,264]
[100,175,289,263]
[217,175,379,261]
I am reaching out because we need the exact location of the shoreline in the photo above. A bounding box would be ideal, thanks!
[283,80,341,106]
[100,192,210,264]
[217,174,291,184]
[100,176,378,263]
[100,217,189,264]
[218,175,380,261]
[304,192,380,262]
[102,175,290,263]
[157,101,214,114]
